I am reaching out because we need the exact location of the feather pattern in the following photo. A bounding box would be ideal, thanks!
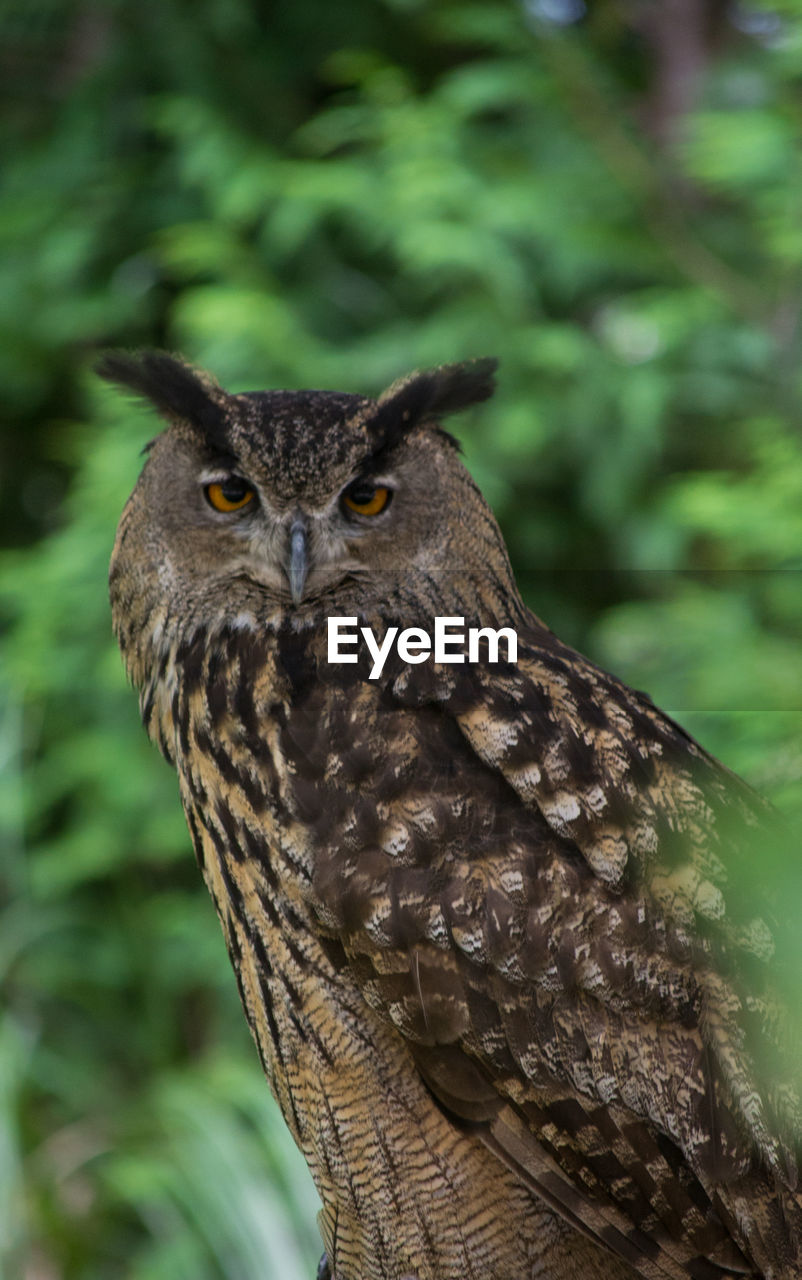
[105,353,801,1279]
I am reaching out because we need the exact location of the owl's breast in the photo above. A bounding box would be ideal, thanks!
[155,623,594,1280]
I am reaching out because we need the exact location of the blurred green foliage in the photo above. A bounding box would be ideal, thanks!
[1,1,801,1275]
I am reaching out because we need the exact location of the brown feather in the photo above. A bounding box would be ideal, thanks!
[107,355,800,1279]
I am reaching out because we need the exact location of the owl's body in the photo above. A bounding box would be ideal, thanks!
[105,353,800,1279]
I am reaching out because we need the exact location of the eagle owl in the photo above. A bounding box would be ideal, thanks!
[102,352,799,1280]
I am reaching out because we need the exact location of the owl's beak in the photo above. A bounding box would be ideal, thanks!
[287,518,309,604]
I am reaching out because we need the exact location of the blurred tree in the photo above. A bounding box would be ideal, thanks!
[1,1,800,1275]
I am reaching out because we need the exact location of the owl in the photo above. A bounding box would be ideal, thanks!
[102,351,800,1280]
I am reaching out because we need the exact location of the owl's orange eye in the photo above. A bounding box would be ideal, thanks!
[205,478,256,513]
[342,483,391,517]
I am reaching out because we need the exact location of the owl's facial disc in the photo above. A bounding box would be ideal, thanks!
[198,458,393,605]
[195,433,405,602]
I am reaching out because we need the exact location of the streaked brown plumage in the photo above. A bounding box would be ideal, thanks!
[103,351,800,1279]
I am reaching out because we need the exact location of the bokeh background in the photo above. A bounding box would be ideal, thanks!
[1,1,801,1276]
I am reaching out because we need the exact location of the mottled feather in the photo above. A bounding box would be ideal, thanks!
[105,352,800,1280]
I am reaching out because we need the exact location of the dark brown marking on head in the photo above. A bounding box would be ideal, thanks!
[368,358,498,456]
[96,351,230,448]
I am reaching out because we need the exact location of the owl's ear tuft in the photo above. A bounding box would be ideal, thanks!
[370,358,498,451]
[95,350,226,438]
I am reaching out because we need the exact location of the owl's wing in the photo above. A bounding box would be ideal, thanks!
[302,620,800,1279]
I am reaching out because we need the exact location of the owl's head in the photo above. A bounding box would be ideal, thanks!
[102,353,511,642]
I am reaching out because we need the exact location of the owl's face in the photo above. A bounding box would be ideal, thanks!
[105,354,506,648]
[136,399,464,609]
